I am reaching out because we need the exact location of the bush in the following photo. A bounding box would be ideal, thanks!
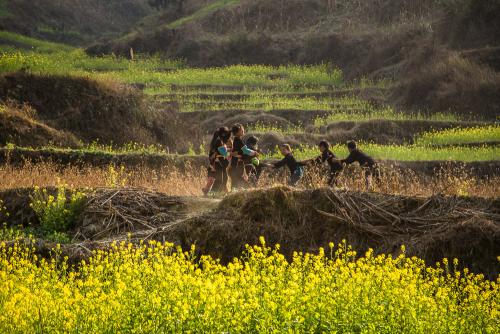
[30,185,86,242]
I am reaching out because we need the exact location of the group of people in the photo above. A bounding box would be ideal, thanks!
[202,123,379,195]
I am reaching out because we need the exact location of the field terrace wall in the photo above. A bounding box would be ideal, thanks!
[1,148,499,179]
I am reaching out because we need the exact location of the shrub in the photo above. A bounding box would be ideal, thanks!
[30,185,86,242]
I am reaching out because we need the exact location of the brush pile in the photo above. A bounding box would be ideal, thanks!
[1,186,498,277]
[75,188,187,240]
[152,187,500,278]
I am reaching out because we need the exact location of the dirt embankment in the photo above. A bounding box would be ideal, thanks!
[1,187,499,278]
[0,104,80,147]
[0,72,194,151]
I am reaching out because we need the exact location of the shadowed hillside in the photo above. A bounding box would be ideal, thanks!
[87,0,500,117]
[0,72,187,148]
[0,0,154,45]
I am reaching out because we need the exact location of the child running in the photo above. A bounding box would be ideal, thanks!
[202,127,231,195]
[273,143,304,186]
[341,141,380,189]
[307,140,343,187]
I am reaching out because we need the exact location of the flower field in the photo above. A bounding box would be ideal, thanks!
[415,125,500,146]
[0,239,497,333]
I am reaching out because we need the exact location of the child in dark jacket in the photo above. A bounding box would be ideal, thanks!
[341,141,380,189]
[273,144,304,186]
[311,140,343,187]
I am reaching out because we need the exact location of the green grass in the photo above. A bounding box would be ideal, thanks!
[166,0,241,29]
[0,49,183,76]
[0,32,479,126]
[0,31,74,53]
[0,0,8,18]
[3,141,498,162]
[1,141,204,157]
[265,143,500,162]
[109,63,343,88]
[415,125,500,146]
[0,49,342,88]
[314,109,460,124]
[159,94,364,112]
[248,122,305,134]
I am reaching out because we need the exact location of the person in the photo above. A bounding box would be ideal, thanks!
[307,140,343,187]
[341,141,380,189]
[229,123,246,190]
[202,127,231,195]
[273,144,304,186]
[242,135,261,187]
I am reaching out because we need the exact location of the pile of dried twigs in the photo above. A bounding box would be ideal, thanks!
[75,188,187,240]
[8,187,497,277]
[316,190,500,239]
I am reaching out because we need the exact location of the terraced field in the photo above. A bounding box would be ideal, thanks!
[1,31,498,165]
[0,7,499,332]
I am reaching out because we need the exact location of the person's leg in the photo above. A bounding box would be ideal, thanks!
[202,171,216,195]
[212,163,225,193]
[289,171,301,186]
[244,165,257,188]
[373,165,381,185]
[365,168,372,190]
[230,162,246,191]
[327,172,338,187]
[221,167,229,193]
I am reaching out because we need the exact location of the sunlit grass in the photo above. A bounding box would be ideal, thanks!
[0,48,343,89]
[162,94,361,112]
[0,50,183,76]
[415,125,500,146]
[3,141,498,162]
[247,122,304,134]
[314,109,460,124]
[0,31,74,53]
[264,143,500,162]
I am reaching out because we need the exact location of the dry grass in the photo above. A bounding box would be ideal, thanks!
[0,161,498,198]
[285,164,500,198]
[0,161,205,196]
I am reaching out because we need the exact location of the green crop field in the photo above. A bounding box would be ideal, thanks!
[265,143,500,162]
[0,31,74,53]
[1,142,201,157]
[415,125,500,146]
[3,141,498,162]
[0,32,469,123]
